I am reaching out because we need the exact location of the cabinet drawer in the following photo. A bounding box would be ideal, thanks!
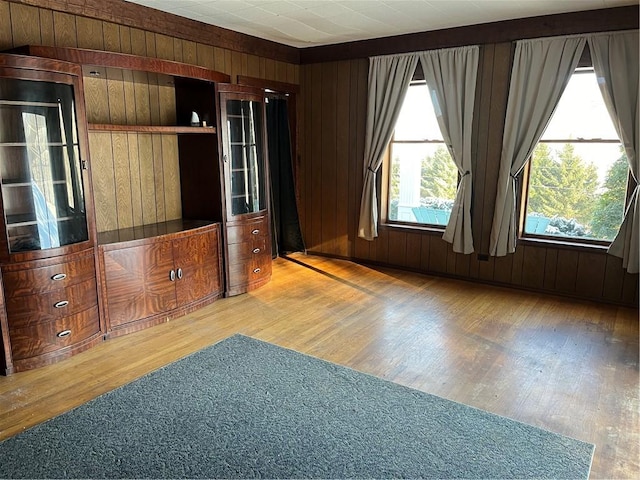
[228,253,272,287]
[227,236,268,262]
[6,278,98,329]
[226,217,269,244]
[9,306,100,360]
[2,253,96,298]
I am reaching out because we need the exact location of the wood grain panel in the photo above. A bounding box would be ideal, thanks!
[137,134,157,225]
[121,69,136,125]
[112,132,134,229]
[132,70,151,125]
[147,73,161,125]
[405,232,422,270]
[172,38,183,63]
[162,135,181,221]
[387,230,407,267]
[247,54,260,78]
[102,241,176,327]
[335,61,350,257]
[309,63,323,251]
[38,8,54,46]
[9,3,41,47]
[89,132,117,232]
[127,132,144,227]
[576,252,606,298]
[521,245,546,289]
[214,47,226,74]
[196,43,214,69]
[182,41,197,66]
[102,21,120,52]
[0,2,12,50]
[555,249,579,293]
[155,33,174,61]
[9,306,100,360]
[52,11,77,47]
[158,79,176,125]
[173,228,222,305]
[320,62,337,254]
[419,235,431,270]
[83,74,109,124]
[119,25,131,54]
[144,31,156,58]
[106,67,126,124]
[76,16,103,50]
[602,255,625,303]
[152,134,166,222]
[352,59,370,261]
[129,28,146,56]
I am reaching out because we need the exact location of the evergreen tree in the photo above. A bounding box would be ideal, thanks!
[527,143,599,226]
[590,151,629,240]
[420,146,458,200]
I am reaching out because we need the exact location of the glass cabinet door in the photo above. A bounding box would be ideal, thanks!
[225,98,266,216]
[0,78,88,253]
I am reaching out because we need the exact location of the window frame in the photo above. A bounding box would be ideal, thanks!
[382,77,459,231]
[517,64,631,248]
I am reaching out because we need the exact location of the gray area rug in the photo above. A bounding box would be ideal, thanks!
[0,334,594,479]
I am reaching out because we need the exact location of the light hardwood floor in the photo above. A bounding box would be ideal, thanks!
[0,253,638,479]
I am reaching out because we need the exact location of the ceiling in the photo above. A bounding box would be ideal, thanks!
[124,0,636,48]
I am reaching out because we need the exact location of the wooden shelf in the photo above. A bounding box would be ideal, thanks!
[88,124,216,134]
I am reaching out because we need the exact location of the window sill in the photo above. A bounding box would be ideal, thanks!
[519,236,609,253]
[381,222,445,235]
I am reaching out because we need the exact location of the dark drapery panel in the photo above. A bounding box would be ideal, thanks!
[266,97,305,256]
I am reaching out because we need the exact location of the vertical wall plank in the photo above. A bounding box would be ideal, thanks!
[83,74,109,124]
[335,60,350,257]
[126,133,143,227]
[158,79,176,125]
[602,255,624,303]
[76,17,104,50]
[173,38,183,63]
[196,43,214,69]
[155,34,174,60]
[147,73,161,125]
[119,25,132,54]
[132,71,151,125]
[121,69,136,126]
[106,67,126,124]
[0,1,12,50]
[152,134,166,222]
[38,8,54,46]
[145,31,156,58]
[89,133,117,232]
[555,250,579,294]
[102,22,121,52]
[137,134,157,225]
[320,62,337,254]
[52,11,77,47]
[419,235,432,270]
[310,63,323,251]
[181,40,197,66]
[214,47,226,74]
[387,230,407,267]
[521,245,546,289]
[129,28,146,56]
[576,252,606,298]
[405,232,422,270]
[247,55,260,78]
[10,3,41,46]
[112,133,133,229]
[162,135,181,221]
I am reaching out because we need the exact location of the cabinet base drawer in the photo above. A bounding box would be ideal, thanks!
[9,306,100,361]
[228,255,272,289]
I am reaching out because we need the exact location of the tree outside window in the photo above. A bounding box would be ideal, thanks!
[387,82,458,226]
[523,68,627,242]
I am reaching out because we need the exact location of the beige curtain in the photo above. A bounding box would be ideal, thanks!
[588,31,639,274]
[419,46,479,254]
[489,36,586,256]
[357,53,418,240]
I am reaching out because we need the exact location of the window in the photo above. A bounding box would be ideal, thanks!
[386,81,458,227]
[522,67,628,243]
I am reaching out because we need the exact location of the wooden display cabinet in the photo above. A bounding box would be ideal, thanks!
[0,53,101,375]
[218,84,273,296]
[98,221,223,337]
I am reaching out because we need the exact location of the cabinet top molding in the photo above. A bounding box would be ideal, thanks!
[8,46,231,83]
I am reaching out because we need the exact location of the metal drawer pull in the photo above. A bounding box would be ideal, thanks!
[54,300,69,308]
[177,268,183,279]
[51,273,67,281]
[252,248,261,254]
[170,269,176,281]
[253,268,261,274]
[57,330,72,338]
[251,229,260,235]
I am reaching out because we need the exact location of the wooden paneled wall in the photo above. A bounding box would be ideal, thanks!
[299,38,639,306]
[0,0,299,233]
